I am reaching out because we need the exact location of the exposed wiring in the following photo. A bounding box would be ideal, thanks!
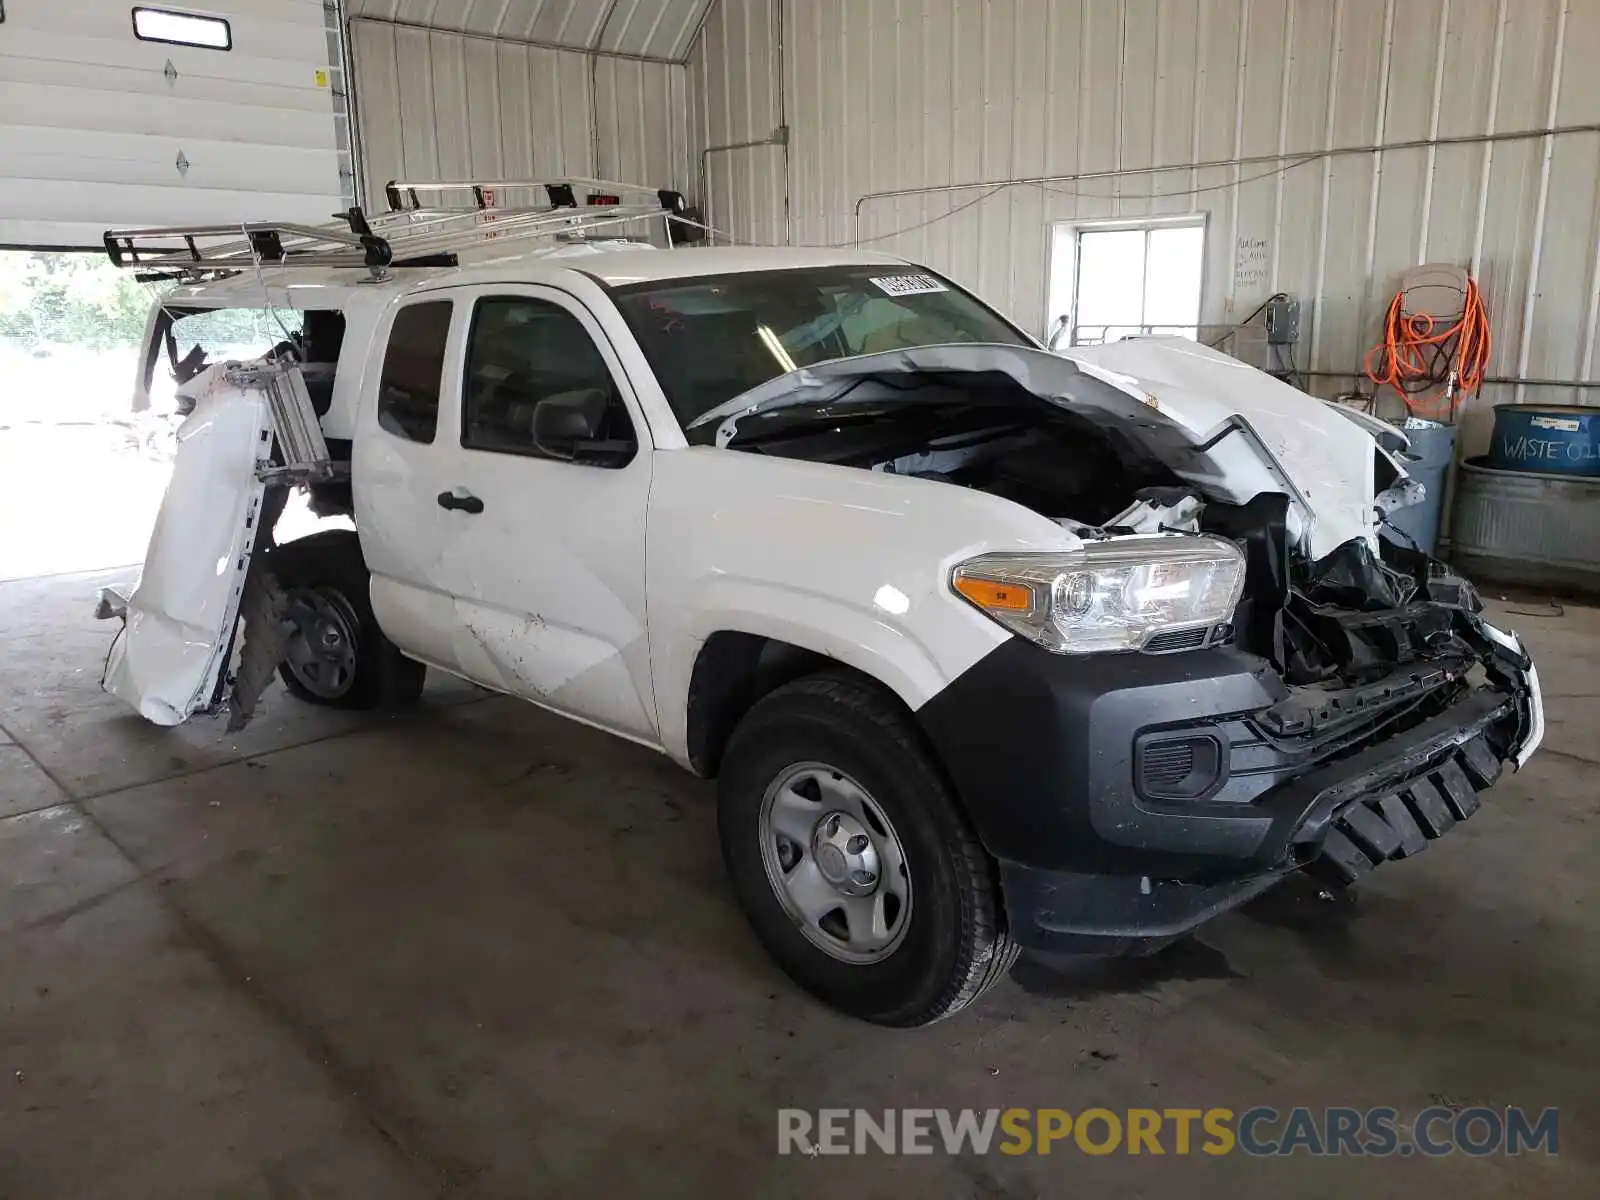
[851,185,1012,245]
[1207,291,1288,350]
[1363,276,1492,421]
[1285,342,1309,392]
[680,152,1323,250]
[1268,340,1309,392]
[1037,154,1323,203]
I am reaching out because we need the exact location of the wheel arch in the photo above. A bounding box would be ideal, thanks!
[684,629,937,779]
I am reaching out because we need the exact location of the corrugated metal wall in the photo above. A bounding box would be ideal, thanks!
[689,0,1600,446]
[347,0,714,61]
[349,18,695,212]
[687,0,786,245]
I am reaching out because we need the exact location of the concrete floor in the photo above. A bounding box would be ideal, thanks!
[0,566,1595,1199]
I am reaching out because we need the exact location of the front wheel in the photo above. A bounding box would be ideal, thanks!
[264,531,425,710]
[718,672,1018,1026]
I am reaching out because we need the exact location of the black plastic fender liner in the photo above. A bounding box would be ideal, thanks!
[1203,491,1291,662]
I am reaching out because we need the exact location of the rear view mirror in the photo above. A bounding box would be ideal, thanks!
[532,389,634,467]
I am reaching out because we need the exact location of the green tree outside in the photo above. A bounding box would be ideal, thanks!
[0,250,299,355]
[0,251,156,349]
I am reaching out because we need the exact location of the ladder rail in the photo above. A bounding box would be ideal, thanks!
[383,176,668,212]
[104,222,387,278]
[370,206,672,262]
[103,177,696,281]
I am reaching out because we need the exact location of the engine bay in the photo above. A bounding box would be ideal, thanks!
[723,371,1502,714]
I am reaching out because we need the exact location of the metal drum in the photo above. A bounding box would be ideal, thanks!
[1485,404,1600,476]
[1450,459,1600,591]
[1384,423,1455,554]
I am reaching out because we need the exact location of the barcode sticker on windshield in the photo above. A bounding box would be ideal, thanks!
[870,273,948,297]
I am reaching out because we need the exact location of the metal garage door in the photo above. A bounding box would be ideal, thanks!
[0,0,353,248]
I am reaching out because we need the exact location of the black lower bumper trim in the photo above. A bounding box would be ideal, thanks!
[1001,729,1510,954]
[1304,736,1496,886]
[919,625,1535,956]
[998,860,1292,956]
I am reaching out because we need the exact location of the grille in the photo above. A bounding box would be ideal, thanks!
[1134,733,1225,801]
[1143,626,1209,653]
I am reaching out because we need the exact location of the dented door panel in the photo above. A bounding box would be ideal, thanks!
[425,284,659,742]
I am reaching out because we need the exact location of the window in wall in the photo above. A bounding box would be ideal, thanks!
[132,8,232,50]
[378,302,452,444]
[1049,219,1205,347]
[462,297,633,463]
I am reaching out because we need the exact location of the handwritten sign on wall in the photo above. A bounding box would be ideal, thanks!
[1234,235,1270,293]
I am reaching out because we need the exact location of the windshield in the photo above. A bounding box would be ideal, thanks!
[610,266,1029,428]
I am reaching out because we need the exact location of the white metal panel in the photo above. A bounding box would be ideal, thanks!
[0,0,346,247]
[690,0,1600,445]
[593,56,694,192]
[346,0,712,61]
[688,0,784,245]
[599,0,711,60]
[350,18,692,212]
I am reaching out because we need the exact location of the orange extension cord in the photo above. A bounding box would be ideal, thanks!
[1363,276,1492,421]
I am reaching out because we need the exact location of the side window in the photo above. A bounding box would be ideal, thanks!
[378,301,452,443]
[462,296,635,464]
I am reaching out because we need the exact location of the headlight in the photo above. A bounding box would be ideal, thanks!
[951,536,1246,654]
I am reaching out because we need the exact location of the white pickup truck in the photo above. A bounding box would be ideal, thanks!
[98,186,1542,1025]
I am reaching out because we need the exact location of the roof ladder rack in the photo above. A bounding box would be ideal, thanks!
[102,177,701,282]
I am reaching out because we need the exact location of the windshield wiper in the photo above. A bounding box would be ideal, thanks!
[715,403,906,446]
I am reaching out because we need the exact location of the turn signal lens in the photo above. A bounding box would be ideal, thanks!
[952,576,1035,612]
[951,536,1246,654]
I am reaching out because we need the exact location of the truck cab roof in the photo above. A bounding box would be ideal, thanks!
[161,244,911,312]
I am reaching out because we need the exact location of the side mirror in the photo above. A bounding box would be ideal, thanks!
[531,389,634,467]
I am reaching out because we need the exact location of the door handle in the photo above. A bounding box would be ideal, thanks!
[437,490,485,514]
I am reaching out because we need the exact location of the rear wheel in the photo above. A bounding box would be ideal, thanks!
[718,671,1018,1026]
[265,531,425,710]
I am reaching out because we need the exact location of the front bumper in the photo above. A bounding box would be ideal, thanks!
[916,623,1541,955]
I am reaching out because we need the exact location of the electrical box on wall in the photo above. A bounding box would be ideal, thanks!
[1266,296,1301,344]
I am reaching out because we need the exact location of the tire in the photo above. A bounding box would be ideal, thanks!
[718,671,1018,1026]
[264,530,426,711]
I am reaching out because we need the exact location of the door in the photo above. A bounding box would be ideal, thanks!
[1,0,351,247]
[354,296,462,674]
[430,286,659,742]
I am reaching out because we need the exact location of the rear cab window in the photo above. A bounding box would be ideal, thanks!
[378,301,452,443]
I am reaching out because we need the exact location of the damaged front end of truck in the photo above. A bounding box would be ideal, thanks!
[699,337,1543,948]
[1211,515,1542,876]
